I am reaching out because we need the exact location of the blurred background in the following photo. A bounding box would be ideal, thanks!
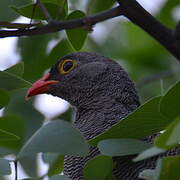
[0,0,180,179]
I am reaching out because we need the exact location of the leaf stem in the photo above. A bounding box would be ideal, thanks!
[37,0,52,22]
[14,160,18,180]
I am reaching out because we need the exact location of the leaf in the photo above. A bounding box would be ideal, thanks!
[0,89,10,109]
[83,155,113,180]
[53,107,73,122]
[5,62,24,77]
[18,120,89,158]
[45,39,74,70]
[155,155,180,180]
[0,129,19,141]
[49,175,70,180]
[88,0,114,14]
[4,89,44,141]
[89,97,170,146]
[12,2,67,20]
[0,158,11,175]
[0,115,25,151]
[0,147,14,156]
[0,71,31,91]
[66,10,87,50]
[19,155,38,177]
[42,153,64,177]
[4,89,44,176]
[133,147,165,162]
[0,0,31,21]
[160,81,180,119]
[98,139,152,156]
[157,0,180,27]
[18,35,56,81]
[42,0,68,11]
[155,116,180,149]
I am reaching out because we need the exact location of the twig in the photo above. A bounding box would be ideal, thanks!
[14,160,18,180]
[30,2,38,25]
[0,6,123,37]
[175,21,180,41]
[0,22,40,29]
[0,0,180,61]
[136,69,180,88]
[37,0,52,22]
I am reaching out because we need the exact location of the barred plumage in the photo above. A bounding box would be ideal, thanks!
[28,52,180,180]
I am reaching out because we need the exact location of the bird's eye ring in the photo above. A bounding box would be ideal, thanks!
[58,59,77,74]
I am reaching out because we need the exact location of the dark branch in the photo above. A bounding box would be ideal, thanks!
[0,22,40,29]
[14,160,18,180]
[0,6,122,37]
[175,21,180,42]
[37,0,52,22]
[0,0,180,61]
[116,0,180,61]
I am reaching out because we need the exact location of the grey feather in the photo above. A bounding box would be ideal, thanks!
[47,52,180,180]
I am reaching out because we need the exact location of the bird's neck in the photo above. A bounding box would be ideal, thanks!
[74,96,137,140]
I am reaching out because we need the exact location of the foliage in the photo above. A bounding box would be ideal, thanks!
[0,0,179,179]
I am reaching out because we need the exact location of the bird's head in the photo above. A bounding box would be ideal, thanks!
[26,52,139,109]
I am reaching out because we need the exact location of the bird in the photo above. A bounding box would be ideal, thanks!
[26,52,180,180]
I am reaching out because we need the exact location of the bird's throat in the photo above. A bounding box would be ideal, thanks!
[74,100,132,140]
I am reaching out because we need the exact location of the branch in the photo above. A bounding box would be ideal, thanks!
[116,0,180,61]
[0,22,41,29]
[0,0,180,61]
[14,160,18,180]
[37,0,52,22]
[0,6,123,37]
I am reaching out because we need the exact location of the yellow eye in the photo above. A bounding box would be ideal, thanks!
[58,59,77,74]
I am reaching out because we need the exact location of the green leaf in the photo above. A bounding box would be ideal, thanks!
[87,0,114,14]
[5,62,24,77]
[12,2,67,20]
[66,10,87,50]
[98,139,152,156]
[160,81,180,119]
[0,71,31,91]
[45,39,74,70]
[0,147,14,156]
[42,153,64,177]
[83,155,113,180]
[0,129,19,141]
[53,107,73,122]
[49,175,70,180]
[42,0,68,11]
[0,115,25,151]
[19,155,38,177]
[157,0,180,27]
[0,158,11,175]
[0,0,31,21]
[18,120,89,158]
[0,89,10,109]
[155,155,180,180]
[3,89,44,176]
[89,97,170,146]
[133,147,165,162]
[18,35,56,81]
[4,62,24,77]
[155,116,180,149]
